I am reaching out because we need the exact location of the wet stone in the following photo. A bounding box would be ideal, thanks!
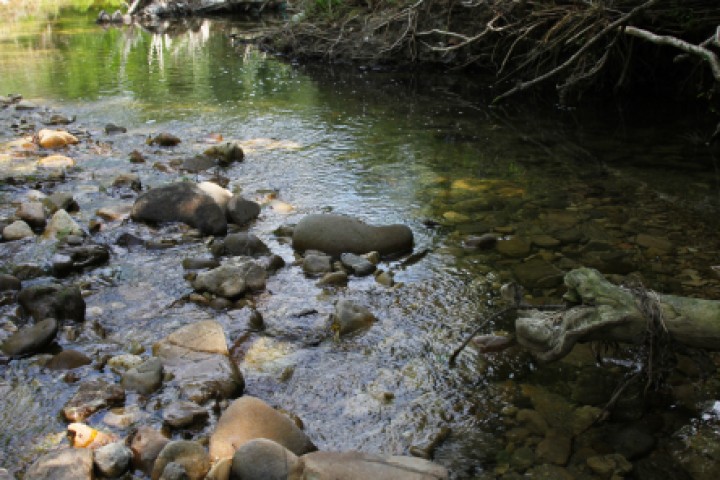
[340,252,376,276]
[210,233,270,257]
[463,233,498,249]
[512,258,564,290]
[46,349,91,370]
[536,429,572,465]
[496,236,531,258]
[62,378,126,422]
[0,318,58,356]
[151,440,211,480]
[226,196,260,226]
[130,426,170,476]
[121,357,163,394]
[16,201,46,229]
[316,271,349,287]
[18,283,85,323]
[303,253,333,276]
[26,448,93,480]
[333,299,376,335]
[94,442,133,478]
[2,220,34,241]
[163,400,209,429]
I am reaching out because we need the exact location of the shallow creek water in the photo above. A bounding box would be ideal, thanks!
[1,6,720,480]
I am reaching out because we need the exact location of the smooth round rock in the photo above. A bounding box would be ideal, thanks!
[26,448,93,480]
[1,318,58,356]
[46,349,91,370]
[292,214,413,257]
[226,196,260,226]
[2,220,34,241]
[122,357,163,394]
[230,439,299,480]
[151,440,211,480]
[94,442,133,478]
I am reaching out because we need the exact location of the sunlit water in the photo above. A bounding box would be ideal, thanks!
[1,6,720,479]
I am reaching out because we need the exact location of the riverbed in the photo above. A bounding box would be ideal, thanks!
[2,5,720,479]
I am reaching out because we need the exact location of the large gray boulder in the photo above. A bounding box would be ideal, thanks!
[131,182,227,236]
[209,396,316,461]
[292,214,413,257]
[153,320,244,403]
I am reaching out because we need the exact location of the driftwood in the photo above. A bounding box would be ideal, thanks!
[516,268,720,363]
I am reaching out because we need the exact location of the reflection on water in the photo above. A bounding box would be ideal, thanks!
[1,5,720,479]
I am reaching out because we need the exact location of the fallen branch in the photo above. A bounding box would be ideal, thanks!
[624,25,720,81]
[515,268,720,363]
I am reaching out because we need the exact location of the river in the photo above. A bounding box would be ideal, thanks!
[1,4,720,479]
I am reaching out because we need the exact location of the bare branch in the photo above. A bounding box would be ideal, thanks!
[625,25,720,82]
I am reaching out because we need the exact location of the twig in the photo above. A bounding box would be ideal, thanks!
[492,0,660,104]
[448,307,514,368]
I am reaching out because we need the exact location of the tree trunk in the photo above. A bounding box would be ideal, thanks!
[515,268,720,362]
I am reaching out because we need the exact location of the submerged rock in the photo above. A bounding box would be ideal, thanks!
[292,214,413,257]
[163,400,209,429]
[131,182,227,236]
[25,448,93,480]
[52,244,110,277]
[191,260,266,298]
[45,349,92,370]
[209,395,316,460]
[332,299,376,335]
[130,427,171,476]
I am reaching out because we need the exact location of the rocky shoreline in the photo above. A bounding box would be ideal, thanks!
[0,94,445,479]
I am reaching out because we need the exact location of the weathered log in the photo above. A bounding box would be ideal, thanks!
[515,268,720,362]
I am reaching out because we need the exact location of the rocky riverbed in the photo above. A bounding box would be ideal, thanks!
[3,87,720,480]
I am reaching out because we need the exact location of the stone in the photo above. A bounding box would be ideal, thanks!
[0,274,21,291]
[230,439,300,480]
[18,283,85,322]
[340,253,376,276]
[192,261,267,298]
[44,209,83,239]
[205,458,231,480]
[198,181,233,211]
[95,442,133,477]
[37,129,79,149]
[131,182,227,236]
[515,409,548,435]
[0,318,58,356]
[511,258,564,290]
[635,233,673,253]
[292,214,413,257]
[44,192,78,213]
[122,357,163,394]
[160,462,189,480]
[15,99,37,110]
[25,448,93,480]
[37,154,76,169]
[16,201,46,229]
[149,133,181,146]
[151,441,211,480]
[586,453,633,477]
[46,349,92,370]
[181,155,217,172]
[300,451,449,479]
[130,426,171,475]
[463,233,497,249]
[163,400,209,429]
[332,300,376,335]
[211,233,270,258]
[531,234,561,248]
[203,142,244,166]
[536,429,572,465]
[209,396,316,460]
[67,423,117,449]
[107,354,144,373]
[496,236,531,258]
[62,379,126,422]
[52,244,110,277]
[226,196,260,226]
[316,271,349,287]
[0,468,14,480]
[182,257,221,270]
[153,320,244,403]
[2,220,34,240]
[105,123,127,134]
[112,173,142,191]
[303,253,333,276]
[46,113,75,125]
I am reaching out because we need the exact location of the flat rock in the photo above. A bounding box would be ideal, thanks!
[131,182,227,236]
[292,214,413,257]
[163,400,209,429]
[300,451,449,480]
[46,349,92,370]
[122,357,163,394]
[209,395,316,460]
[62,378,126,422]
[37,154,75,169]
[153,320,244,403]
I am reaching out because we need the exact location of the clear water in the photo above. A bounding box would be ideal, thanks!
[1,5,720,479]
